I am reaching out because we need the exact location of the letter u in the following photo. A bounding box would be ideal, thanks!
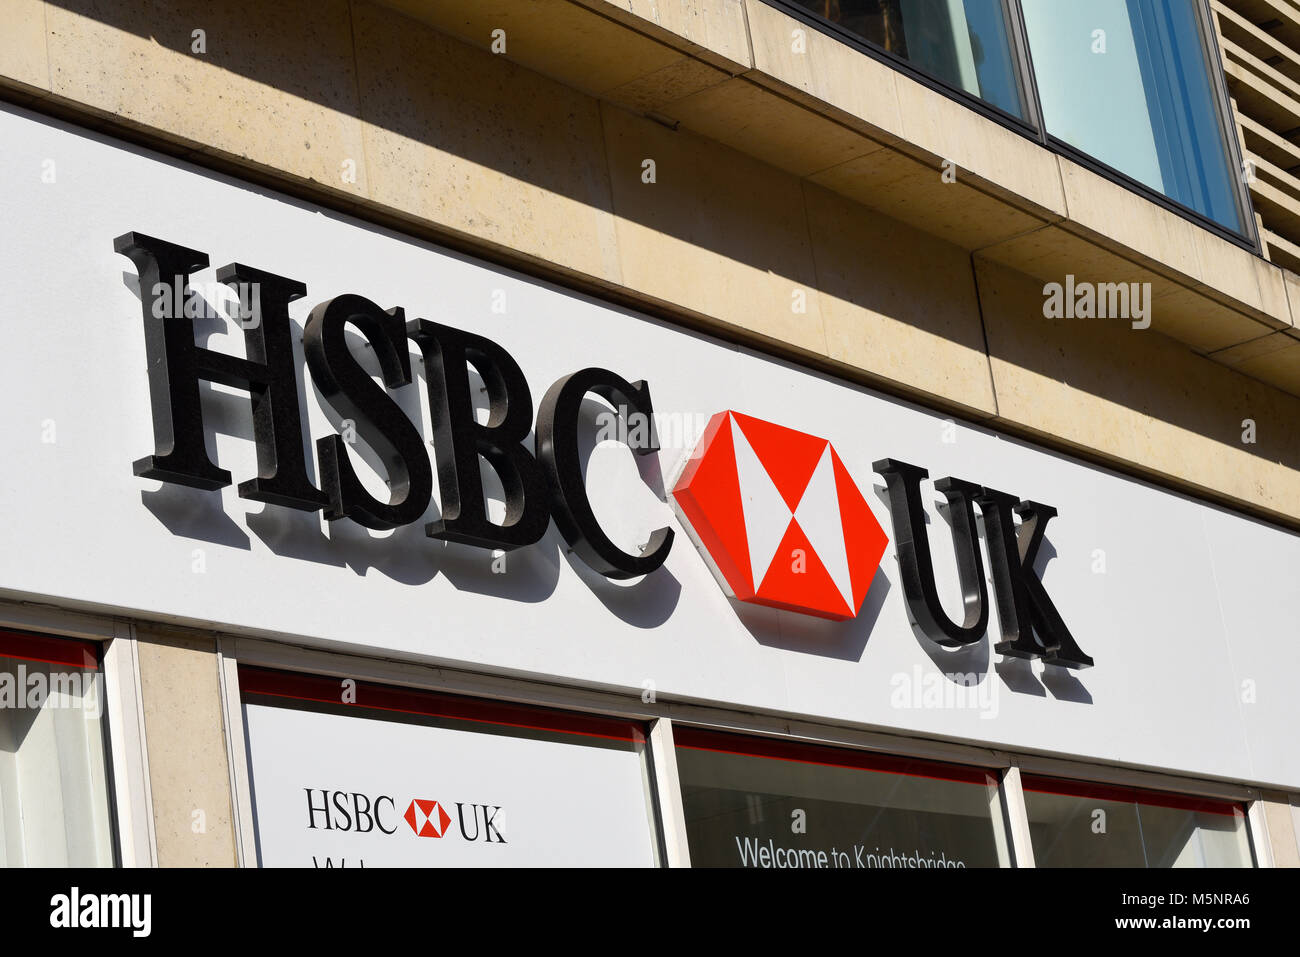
[456,803,481,842]
[873,459,989,646]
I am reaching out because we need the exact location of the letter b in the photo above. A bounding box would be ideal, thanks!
[410,321,550,550]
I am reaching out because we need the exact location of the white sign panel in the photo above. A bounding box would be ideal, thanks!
[2,102,1299,788]
[243,702,659,867]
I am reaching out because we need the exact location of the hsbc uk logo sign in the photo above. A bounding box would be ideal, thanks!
[114,233,1091,669]
[672,412,1093,669]
[305,789,506,844]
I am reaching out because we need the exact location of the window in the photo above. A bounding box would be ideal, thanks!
[1021,774,1254,867]
[789,0,1028,118]
[775,0,1252,239]
[238,667,662,866]
[1020,0,1246,234]
[674,728,1012,867]
[0,630,115,867]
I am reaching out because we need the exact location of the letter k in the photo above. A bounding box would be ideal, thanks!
[976,493,1094,669]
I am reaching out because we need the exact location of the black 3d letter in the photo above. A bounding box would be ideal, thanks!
[976,492,1094,669]
[874,459,989,646]
[409,321,549,550]
[535,369,674,580]
[303,295,432,530]
[114,232,326,510]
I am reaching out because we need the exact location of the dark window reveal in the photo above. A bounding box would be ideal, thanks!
[675,728,1012,868]
[1021,775,1253,867]
[790,0,1028,117]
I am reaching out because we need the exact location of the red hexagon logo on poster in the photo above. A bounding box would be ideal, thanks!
[404,799,452,838]
[671,411,888,621]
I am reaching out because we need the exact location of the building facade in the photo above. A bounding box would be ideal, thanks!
[0,0,1298,868]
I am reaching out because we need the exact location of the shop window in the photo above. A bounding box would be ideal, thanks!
[1020,774,1254,867]
[788,0,1028,118]
[674,728,1012,868]
[0,630,115,867]
[1020,0,1246,234]
[238,667,662,867]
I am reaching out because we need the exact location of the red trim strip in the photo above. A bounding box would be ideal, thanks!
[0,629,99,670]
[237,666,645,745]
[673,727,998,786]
[1020,774,1242,817]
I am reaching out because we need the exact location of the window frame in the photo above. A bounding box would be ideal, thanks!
[1017,769,1258,868]
[222,636,683,867]
[671,724,1016,868]
[1009,753,1262,868]
[236,663,669,866]
[0,601,144,869]
[764,0,1260,252]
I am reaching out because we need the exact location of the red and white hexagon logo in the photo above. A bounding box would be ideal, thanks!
[404,799,452,838]
[671,411,888,621]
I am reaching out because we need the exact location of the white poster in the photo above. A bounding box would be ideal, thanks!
[242,702,660,867]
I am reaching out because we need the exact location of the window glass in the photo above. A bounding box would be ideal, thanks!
[1020,0,1245,233]
[1021,775,1254,867]
[675,728,1012,868]
[0,630,114,867]
[791,0,1027,117]
[239,667,661,867]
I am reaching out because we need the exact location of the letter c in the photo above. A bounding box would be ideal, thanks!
[374,795,397,835]
[535,369,673,579]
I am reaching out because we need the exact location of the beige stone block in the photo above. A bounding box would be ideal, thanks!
[0,0,49,94]
[377,0,693,101]
[601,103,828,355]
[353,3,623,284]
[571,0,752,72]
[1211,331,1296,365]
[743,0,902,141]
[982,224,1272,353]
[1057,158,1202,283]
[135,627,237,868]
[1190,226,1275,322]
[1209,331,1300,396]
[1148,284,1277,354]
[811,148,1049,251]
[977,258,1300,523]
[893,72,1065,219]
[804,182,996,416]
[979,223,1156,291]
[1253,256,1294,329]
[1260,792,1300,867]
[602,55,730,115]
[380,0,740,118]
[1284,267,1300,328]
[377,0,738,118]
[45,0,368,195]
[664,76,882,177]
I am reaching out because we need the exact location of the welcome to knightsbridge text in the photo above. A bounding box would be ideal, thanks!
[734,836,966,869]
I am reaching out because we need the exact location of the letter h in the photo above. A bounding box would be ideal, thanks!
[114,232,325,510]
